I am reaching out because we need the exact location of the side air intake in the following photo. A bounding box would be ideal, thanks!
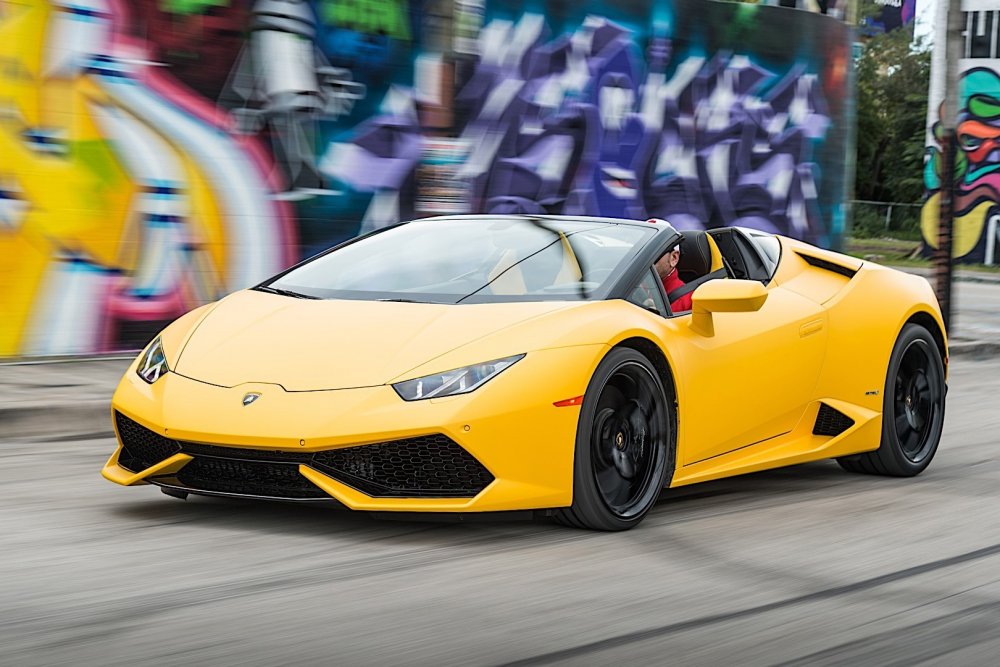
[813,403,855,437]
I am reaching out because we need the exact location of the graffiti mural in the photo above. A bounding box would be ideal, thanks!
[0,0,294,355]
[446,15,835,235]
[323,0,850,243]
[0,0,851,357]
[923,68,1000,264]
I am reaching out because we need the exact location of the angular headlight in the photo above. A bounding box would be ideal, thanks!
[136,336,169,384]
[392,354,525,401]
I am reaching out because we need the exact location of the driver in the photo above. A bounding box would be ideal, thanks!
[654,244,692,312]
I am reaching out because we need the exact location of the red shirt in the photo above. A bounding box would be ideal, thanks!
[662,270,692,312]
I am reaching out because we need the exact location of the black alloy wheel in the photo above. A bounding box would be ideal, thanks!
[556,347,673,530]
[838,323,946,476]
[893,337,942,464]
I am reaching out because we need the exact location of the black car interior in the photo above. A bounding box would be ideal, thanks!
[707,227,777,283]
[676,230,715,285]
[670,230,729,303]
[629,226,781,317]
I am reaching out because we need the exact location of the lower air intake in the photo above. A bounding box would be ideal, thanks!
[813,403,855,437]
[115,411,181,471]
[175,456,329,499]
[113,412,492,499]
[310,435,494,498]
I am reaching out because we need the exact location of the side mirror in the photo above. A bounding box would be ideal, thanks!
[690,280,768,337]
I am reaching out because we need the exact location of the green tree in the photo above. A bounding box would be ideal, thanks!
[854,25,931,207]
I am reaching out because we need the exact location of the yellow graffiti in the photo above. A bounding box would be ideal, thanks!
[0,2,132,354]
[920,193,991,259]
[0,1,232,355]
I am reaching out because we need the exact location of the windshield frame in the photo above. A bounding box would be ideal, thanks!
[255,215,671,304]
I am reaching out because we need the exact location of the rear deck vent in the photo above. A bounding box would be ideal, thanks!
[813,403,855,437]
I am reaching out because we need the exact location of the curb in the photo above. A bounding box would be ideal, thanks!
[886,265,1000,285]
[0,353,137,367]
[953,274,1000,285]
[0,402,111,441]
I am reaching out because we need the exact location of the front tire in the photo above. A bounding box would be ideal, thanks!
[838,323,945,476]
[555,348,674,531]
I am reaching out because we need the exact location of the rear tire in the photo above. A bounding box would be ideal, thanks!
[837,323,945,476]
[555,348,674,531]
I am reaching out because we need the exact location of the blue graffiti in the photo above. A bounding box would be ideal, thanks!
[320,13,831,240]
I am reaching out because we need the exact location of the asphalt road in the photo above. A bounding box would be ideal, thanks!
[3,356,1000,666]
[951,279,1000,340]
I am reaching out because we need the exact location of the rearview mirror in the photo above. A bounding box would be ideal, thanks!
[690,280,768,337]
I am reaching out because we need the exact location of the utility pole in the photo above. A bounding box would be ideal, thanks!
[935,0,964,332]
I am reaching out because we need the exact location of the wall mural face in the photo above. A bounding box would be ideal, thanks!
[923,68,1000,265]
[0,0,850,356]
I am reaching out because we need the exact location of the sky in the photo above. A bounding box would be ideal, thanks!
[913,0,937,45]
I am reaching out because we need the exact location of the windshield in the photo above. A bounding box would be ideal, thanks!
[264,217,656,303]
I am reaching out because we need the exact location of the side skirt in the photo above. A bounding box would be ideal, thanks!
[669,399,881,487]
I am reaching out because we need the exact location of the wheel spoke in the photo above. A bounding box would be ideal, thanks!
[596,384,627,414]
[922,373,941,404]
[635,385,656,420]
[624,400,649,435]
[894,377,906,403]
[614,449,636,480]
[894,412,912,439]
[606,474,634,507]
[596,464,626,497]
[902,424,922,456]
[593,409,617,466]
[594,444,616,474]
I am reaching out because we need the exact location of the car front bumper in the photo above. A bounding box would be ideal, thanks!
[103,345,604,512]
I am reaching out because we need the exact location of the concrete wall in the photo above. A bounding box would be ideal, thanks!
[0,0,851,356]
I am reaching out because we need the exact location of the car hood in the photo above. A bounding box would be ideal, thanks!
[172,290,578,391]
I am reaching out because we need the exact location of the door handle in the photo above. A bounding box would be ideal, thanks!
[799,319,824,338]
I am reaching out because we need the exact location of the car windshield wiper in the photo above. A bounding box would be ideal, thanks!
[254,285,320,299]
[376,297,437,304]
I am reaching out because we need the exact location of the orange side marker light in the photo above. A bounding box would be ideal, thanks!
[553,395,584,407]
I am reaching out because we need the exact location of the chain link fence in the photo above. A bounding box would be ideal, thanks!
[850,200,924,241]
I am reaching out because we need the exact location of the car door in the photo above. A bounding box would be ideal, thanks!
[631,238,828,466]
[666,284,827,465]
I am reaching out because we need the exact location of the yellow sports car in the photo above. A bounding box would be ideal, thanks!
[103,215,947,530]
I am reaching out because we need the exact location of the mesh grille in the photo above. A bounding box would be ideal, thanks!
[115,412,181,471]
[813,403,855,437]
[310,434,494,497]
[175,457,329,499]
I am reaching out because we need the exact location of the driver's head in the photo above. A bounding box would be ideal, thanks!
[654,244,681,279]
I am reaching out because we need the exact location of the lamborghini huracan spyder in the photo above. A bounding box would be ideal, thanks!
[103,215,947,530]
